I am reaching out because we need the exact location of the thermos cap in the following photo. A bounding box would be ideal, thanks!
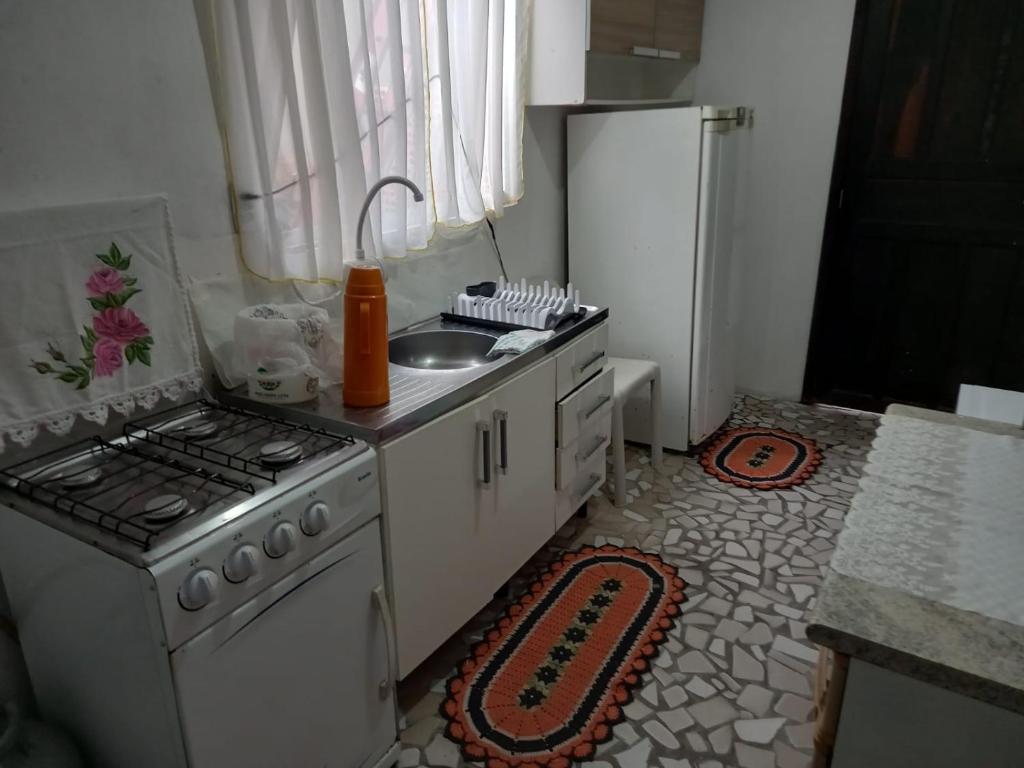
[345,264,386,296]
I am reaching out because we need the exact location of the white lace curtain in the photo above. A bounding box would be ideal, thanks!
[198,0,528,283]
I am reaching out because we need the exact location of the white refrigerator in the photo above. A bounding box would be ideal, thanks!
[568,106,743,452]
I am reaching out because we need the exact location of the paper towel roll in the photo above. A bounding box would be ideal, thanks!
[246,360,319,404]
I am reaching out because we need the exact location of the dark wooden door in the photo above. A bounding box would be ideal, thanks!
[805,0,1024,412]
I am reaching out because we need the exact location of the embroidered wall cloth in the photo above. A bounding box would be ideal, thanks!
[0,196,202,450]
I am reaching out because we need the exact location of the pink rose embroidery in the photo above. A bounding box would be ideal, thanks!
[86,267,124,297]
[31,243,154,389]
[92,337,124,378]
[93,307,150,344]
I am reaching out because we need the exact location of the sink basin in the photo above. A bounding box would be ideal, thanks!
[389,330,499,370]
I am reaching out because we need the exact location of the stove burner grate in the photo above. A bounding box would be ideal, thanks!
[124,400,354,482]
[1,438,257,550]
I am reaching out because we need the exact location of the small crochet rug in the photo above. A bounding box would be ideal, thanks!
[700,426,823,490]
[440,546,686,768]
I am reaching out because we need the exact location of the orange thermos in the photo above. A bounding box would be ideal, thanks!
[343,264,389,407]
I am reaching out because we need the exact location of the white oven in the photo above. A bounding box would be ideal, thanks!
[1,430,400,768]
[171,520,396,768]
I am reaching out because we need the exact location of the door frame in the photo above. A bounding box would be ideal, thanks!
[802,0,875,407]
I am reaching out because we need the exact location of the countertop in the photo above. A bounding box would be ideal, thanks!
[808,404,1024,713]
[219,307,609,444]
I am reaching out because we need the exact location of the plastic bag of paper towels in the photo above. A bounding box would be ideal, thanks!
[234,304,341,403]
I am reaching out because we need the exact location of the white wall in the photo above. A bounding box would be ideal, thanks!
[0,0,238,280]
[493,107,569,286]
[696,0,856,400]
[0,0,567,292]
[0,0,568,376]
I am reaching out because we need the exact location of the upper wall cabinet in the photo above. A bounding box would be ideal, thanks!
[589,0,658,56]
[653,0,704,59]
[590,0,703,60]
[528,0,705,106]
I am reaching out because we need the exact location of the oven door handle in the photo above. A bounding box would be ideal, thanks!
[372,584,398,700]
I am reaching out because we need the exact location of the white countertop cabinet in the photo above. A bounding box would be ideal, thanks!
[381,358,557,678]
[380,323,612,678]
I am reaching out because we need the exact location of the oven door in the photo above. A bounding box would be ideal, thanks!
[170,520,396,768]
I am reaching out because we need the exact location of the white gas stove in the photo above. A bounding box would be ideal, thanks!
[0,399,400,768]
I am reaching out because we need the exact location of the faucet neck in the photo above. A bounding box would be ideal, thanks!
[355,175,425,261]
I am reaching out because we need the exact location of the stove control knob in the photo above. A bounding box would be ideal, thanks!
[179,568,219,611]
[223,543,260,583]
[264,521,297,559]
[300,501,330,536]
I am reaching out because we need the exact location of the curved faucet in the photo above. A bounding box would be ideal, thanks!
[290,175,425,306]
[355,175,425,261]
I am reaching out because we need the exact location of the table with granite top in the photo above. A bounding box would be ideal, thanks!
[807,404,1024,765]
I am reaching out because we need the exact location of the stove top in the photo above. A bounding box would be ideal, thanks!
[0,400,365,563]
[125,400,353,480]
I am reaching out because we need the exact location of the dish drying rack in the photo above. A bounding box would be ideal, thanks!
[444,278,586,331]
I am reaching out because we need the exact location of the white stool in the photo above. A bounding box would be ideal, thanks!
[608,357,663,507]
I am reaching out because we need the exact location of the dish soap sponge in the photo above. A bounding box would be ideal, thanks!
[343,264,389,406]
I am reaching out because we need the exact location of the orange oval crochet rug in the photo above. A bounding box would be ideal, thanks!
[699,426,823,490]
[440,546,686,768]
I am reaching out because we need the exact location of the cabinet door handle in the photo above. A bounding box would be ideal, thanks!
[477,421,492,486]
[575,350,606,375]
[581,394,611,422]
[372,585,398,700]
[494,410,509,475]
[631,45,660,58]
[577,435,609,464]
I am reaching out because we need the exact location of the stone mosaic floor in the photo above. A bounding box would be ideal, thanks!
[397,395,879,768]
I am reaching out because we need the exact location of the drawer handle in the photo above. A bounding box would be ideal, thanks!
[577,435,608,464]
[575,350,606,374]
[477,421,492,486]
[581,394,611,422]
[494,410,509,475]
[573,473,603,507]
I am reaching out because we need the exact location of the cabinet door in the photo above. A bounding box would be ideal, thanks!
[527,0,588,105]
[654,0,704,59]
[490,360,557,577]
[590,0,657,55]
[382,392,496,678]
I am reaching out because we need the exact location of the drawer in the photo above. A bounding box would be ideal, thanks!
[555,323,609,400]
[554,445,607,528]
[557,367,614,447]
[556,411,612,490]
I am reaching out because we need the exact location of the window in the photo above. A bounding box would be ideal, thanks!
[198,0,528,283]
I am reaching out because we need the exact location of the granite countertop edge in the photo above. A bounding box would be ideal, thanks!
[808,569,1024,715]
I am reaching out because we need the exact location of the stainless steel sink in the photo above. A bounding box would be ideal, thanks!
[388,330,499,370]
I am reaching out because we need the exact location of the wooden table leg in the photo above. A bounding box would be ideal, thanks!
[813,648,850,768]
